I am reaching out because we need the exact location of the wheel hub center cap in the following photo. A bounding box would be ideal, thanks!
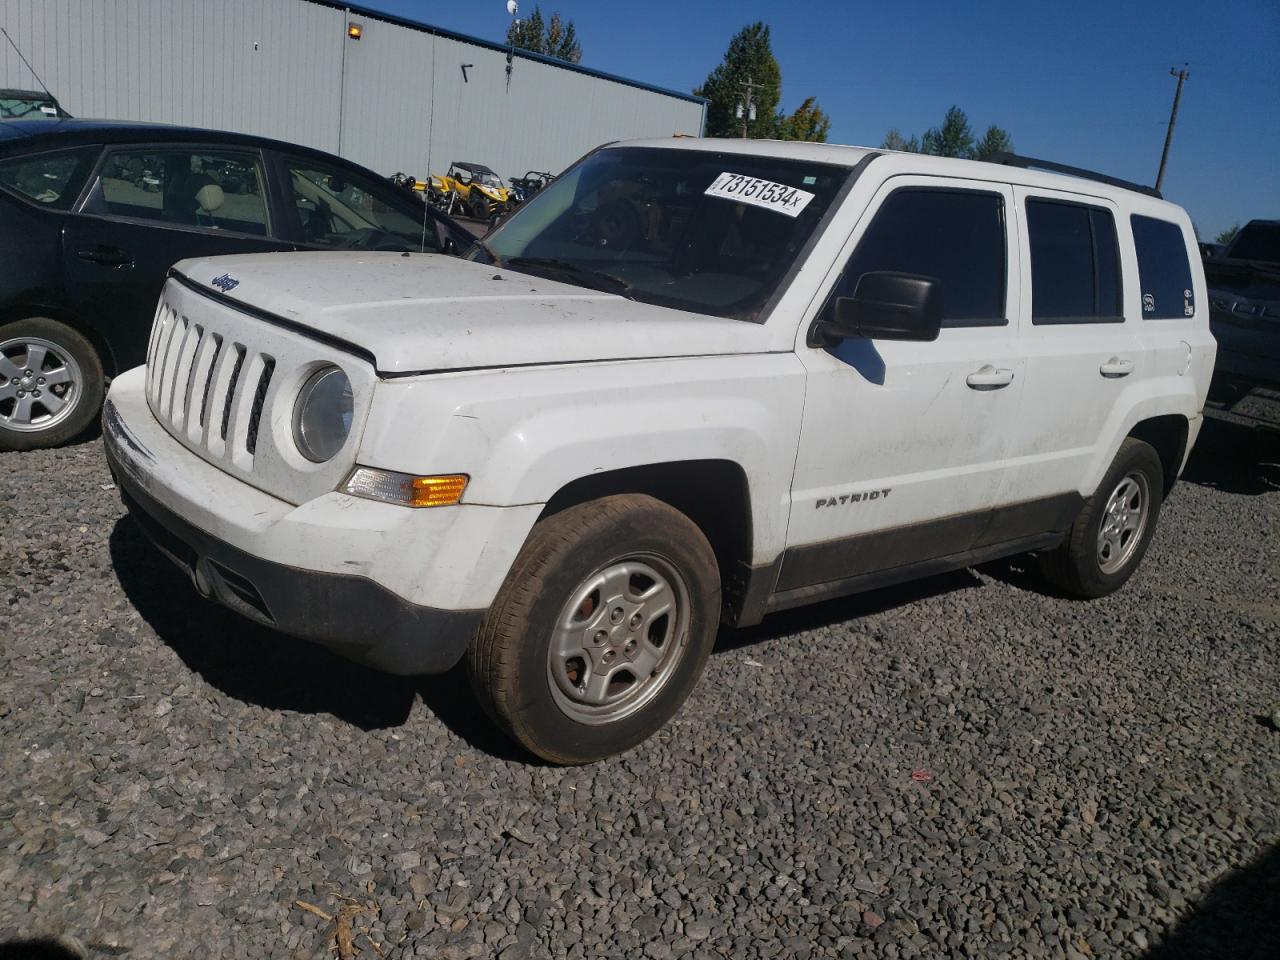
[19,375,35,390]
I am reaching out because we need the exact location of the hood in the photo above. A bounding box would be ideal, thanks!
[173,252,770,375]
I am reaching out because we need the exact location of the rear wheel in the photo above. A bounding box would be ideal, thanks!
[468,494,721,764]
[1038,438,1164,598]
[0,317,104,451]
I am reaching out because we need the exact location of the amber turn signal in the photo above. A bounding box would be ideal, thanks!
[342,468,467,508]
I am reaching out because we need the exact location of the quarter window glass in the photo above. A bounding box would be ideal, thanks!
[834,188,1007,327]
[0,146,98,209]
[286,161,441,252]
[89,149,269,235]
[1131,215,1194,319]
[1027,199,1123,323]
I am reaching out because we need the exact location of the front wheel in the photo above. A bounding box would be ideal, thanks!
[468,494,721,764]
[0,317,104,451]
[1038,438,1164,598]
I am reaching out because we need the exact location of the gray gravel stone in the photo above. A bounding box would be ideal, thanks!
[1,420,1278,959]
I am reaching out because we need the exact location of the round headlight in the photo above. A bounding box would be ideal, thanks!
[293,366,353,462]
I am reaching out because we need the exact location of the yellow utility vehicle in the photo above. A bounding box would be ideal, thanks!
[429,161,512,220]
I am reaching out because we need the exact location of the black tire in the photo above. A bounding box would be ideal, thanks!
[0,317,104,451]
[468,191,489,220]
[467,494,721,764]
[1038,438,1164,598]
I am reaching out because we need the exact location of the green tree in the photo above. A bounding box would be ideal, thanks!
[921,106,975,158]
[505,6,581,63]
[973,124,1014,161]
[694,22,782,139]
[881,128,920,152]
[1215,223,1241,246]
[778,97,832,143]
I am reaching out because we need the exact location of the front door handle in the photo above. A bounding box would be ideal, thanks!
[966,365,1015,390]
[1100,357,1134,378]
[77,245,134,268]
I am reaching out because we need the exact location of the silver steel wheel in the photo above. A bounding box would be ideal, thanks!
[0,336,82,433]
[1096,472,1150,574]
[546,554,691,725]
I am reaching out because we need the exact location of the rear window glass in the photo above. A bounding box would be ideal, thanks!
[1131,215,1194,319]
[834,188,1007,327]
[0,146,98,209]
[1027,199,1123,324]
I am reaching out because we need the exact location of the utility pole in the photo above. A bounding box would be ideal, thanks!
[1155,64,1189,193]
[736,76,763,138]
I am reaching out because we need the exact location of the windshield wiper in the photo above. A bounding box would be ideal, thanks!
[503,257,634,298]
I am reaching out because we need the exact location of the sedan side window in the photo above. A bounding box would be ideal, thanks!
[0,146,99,209]
[86,149,270,236]
[285,160,440,252]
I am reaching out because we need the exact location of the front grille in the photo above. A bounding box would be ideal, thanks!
[142,278,372,506]
[145,300,275,470]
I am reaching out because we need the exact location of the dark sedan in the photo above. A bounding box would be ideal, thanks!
[0,119,471,449]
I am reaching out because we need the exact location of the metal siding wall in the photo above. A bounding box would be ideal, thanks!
[1,0,703,180]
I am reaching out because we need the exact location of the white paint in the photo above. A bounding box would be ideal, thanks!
[104,139,1216,630]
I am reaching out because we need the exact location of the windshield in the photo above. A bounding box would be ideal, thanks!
[474,146,849,321]
[1229,222,1280,264]
[0,96,59,119]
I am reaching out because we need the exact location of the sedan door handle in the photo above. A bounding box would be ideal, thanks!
[77,245,133,268]
[1100,357,1134,378]
[966,365,1015,390]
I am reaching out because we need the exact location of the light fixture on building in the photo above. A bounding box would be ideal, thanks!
[347,22,363,40]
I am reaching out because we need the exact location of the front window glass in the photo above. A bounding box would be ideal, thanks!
[831,188,1007,327]
[287,161,442,252]
[0,146,97,209]
[477,147,849,321]
[88,149,270,235]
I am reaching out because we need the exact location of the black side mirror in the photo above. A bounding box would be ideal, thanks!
[813,272,943,344]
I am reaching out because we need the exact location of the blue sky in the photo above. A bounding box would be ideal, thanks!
[366,0,1277,239]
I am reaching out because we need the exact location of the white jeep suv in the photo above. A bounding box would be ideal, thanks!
[102,140,1215,763]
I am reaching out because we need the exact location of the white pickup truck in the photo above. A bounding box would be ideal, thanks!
[103,139,1215,763]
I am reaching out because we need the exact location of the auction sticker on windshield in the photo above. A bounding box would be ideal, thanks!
[704,173,815,218]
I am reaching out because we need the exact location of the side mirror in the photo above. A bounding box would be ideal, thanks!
[814,272,942,343]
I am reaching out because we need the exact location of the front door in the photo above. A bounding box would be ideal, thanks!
[62,145,285,372]
[783,177,1025,595]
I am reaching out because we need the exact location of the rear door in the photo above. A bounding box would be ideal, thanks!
[998,187,1140,507]
[61,145,286,371]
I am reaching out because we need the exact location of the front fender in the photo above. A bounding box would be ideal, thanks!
[358,354,807,564]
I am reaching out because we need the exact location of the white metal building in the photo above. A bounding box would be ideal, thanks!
[0,0,706,181]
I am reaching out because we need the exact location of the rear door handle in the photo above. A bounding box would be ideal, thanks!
[76,245,133,268]
[966,365,1015,390]
[1100,357,1134,378]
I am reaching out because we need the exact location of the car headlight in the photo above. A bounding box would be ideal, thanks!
[293,365,353,462]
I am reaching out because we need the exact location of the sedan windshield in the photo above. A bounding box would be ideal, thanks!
[474,147,849,321]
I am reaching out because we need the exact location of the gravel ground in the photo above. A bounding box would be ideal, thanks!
[2,416,1278,960]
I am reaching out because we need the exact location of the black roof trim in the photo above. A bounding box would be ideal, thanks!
[991,152,1162,199]
[310,0,707,106]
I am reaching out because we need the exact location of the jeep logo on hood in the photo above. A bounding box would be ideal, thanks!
[211,273,240,293]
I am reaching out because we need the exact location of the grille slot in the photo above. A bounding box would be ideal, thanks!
[245,357,275,455]
[198,334,224,428]
[220,345,247,442]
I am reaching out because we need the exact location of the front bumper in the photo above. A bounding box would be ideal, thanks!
[100,368,519,675]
